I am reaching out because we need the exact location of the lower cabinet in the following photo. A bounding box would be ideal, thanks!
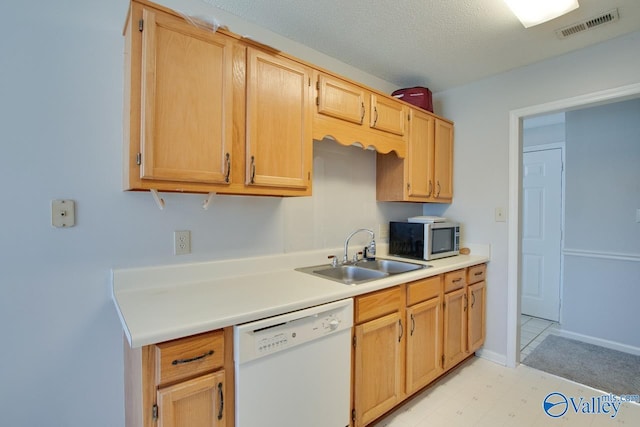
[353,263,487,427]
[156,371,225,427]
[405,276,443,395]
[467,264,487,353]
[352,287,404,427]
[443,269,468,371]
[124,328,233,427]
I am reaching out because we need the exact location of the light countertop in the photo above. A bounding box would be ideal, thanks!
[112,245,489,348]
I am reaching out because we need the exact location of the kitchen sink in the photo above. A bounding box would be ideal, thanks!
[315,265,388,283]
[296,259,430,285]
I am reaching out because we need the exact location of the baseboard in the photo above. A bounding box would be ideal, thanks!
[475,348,507,366]
[554,329,640,356]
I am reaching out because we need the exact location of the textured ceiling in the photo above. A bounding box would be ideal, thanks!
[203,0,640,92]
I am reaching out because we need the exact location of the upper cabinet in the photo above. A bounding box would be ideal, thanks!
[369,94,406,136]
[376,107,454,203]
[313,73,408,158]
[123,1,311,197]
[245,49,312,191]
[433,119,454,200]
[126,6,235,190]
[316,74,366,124]
[123,0,453,202]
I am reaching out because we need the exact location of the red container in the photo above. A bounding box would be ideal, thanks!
[391,87,433,113]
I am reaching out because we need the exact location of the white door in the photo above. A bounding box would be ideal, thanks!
[521,148,563,321]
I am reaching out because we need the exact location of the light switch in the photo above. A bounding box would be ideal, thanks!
[52,199,76,228]
[495,207,506,222]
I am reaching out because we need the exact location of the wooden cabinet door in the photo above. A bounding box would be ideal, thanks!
[443,287,467,371]
[139,8,233,184]
[246,49,312,190]
[406,296,442,394]
[433,119,453,201]
[316,74,366,125]
[467,281,486,353]
[157,370,225,427]
[407,109,435,198]
[370,94,406,136]
[353,312,403,427]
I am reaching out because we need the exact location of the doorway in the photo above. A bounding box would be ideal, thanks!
[505,82,640,368]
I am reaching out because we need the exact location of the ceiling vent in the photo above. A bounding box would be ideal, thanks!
[555,8,619,39]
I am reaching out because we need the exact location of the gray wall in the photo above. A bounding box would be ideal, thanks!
[432,29,640,364]
[0,1,418,426]
[562,99,640,347]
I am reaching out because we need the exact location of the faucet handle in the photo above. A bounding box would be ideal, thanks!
[366,240,376,259]
[328,255,338,267]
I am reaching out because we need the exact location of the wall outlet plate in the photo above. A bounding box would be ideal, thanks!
[52,199,75,228]
[174,230,191,255]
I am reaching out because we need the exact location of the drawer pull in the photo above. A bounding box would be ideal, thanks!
[217,382,224,420]
[171,350,214,366]
[474,271,483,276]
[452,278,462,283]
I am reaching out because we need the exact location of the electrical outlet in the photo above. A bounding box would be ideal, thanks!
[174,230,191,255]
[495,207,506,222]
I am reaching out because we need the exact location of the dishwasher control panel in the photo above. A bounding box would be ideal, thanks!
[234,298,354,364]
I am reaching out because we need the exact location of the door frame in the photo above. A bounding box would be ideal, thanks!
[506,82,640,368]
[521,144,565,323]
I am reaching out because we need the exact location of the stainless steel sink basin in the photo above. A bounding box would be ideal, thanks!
[296,259,430,285]
[315,265,388,283]
[354,259,428,274]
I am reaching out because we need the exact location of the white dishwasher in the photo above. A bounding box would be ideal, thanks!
[234,298,353,427]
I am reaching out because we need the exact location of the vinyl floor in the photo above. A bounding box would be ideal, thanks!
[372,353,640,426]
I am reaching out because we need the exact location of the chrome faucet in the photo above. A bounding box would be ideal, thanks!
[343,228,376,264]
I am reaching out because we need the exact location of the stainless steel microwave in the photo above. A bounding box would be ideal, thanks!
[389,221,460,260]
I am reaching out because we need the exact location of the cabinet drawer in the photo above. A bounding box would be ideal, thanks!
[467,264,486,285]
[355,286,401,324]
[407,275,442,306]
[154,330,224,386]
[444,269,466,293]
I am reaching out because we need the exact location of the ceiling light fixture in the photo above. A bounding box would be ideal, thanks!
[504,0,579,28]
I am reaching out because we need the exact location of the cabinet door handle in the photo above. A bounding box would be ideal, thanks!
[360,102,365,124]
[398,319,403,342]
[471,291,476,308]
[171,350,214,366]
[250,155,256,184]
[427,180,433,197]
[410,314,415,336]
[373,106,378,125]
[224,153,231,183]
[217,382,224,420]
[464,293,468,312]
[436,181,441,197]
